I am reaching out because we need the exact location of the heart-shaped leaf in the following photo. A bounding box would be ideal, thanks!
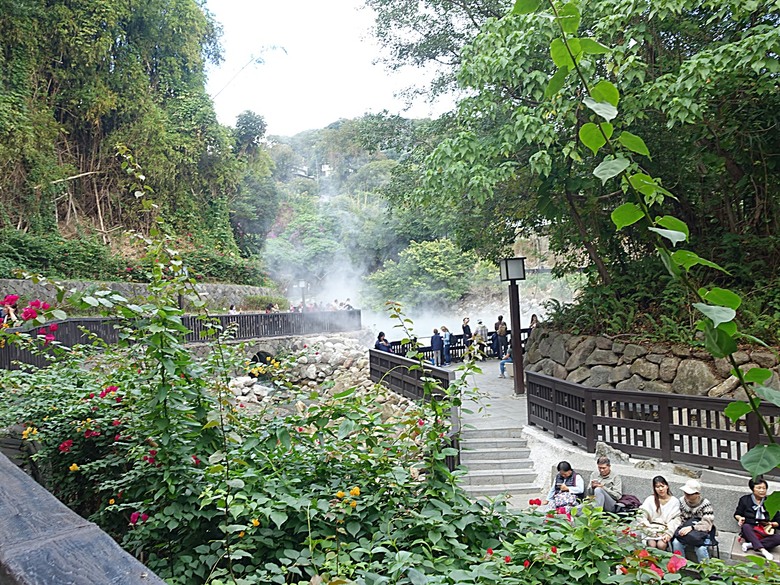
[611,202,644,229]
[593,157,630,184]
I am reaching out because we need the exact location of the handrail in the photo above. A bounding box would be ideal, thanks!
[526,370,780,472]
[0,311,362,370]
[368,348,460,470]
[387,328,532,363]
[0,451,166,584]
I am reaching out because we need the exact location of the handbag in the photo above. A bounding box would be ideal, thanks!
[755,523,775,537]
[674,518,709,547]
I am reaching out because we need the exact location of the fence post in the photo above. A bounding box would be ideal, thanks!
[584,389,595,451]
[747,410,761,450]
[552,378,561,439]
[658,395,672,462]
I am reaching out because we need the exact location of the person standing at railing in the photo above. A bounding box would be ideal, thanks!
[462,317,472,349]
[441,325,452,366]
[430,328,443,367]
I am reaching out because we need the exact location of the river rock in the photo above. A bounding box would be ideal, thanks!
[566,367,591,384]
[565,337,597,371]
[671,360,718,396]
[586,366,614,387]
[586,349,619,366]
[659,357,679,383]
[630,359,659,380]
[608,365,632,384]
[623,344,648,360]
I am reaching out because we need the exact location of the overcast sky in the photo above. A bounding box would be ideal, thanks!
[204,0,455,136]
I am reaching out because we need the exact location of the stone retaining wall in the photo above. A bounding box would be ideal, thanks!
[524,328,780,399]
[0,278,274,311]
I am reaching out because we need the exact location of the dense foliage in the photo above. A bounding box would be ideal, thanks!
[3,252,780,584]
[0,0,278,277]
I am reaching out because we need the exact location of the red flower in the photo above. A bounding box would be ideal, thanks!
[114,434,121,441]
[523,560,530,568]
[556,507,566,514]
[28,299,41,309]
[529,498,542,506]
[486,548,493,556]
[41,302,50,310]
[48,322,58,332]
[44,334,55,345]
[618,566,628,575]
[637,549,650,559]
[140,513,149,522]
[2,294,18,305]
[417,419,425,426]
[673,550,682,555]
[149,450,157,456]
[21,307,37,320]
[130,511,140,525]
[105,385,118,393]
[648,563,664,578]
[112,419,121,426]
[58,439,73,453]
[667,554,687,573]
[192,455,201,466]
[38,328,47,335]
[115,395,122,403]
[504,556,511,563]
[551,546,557,553]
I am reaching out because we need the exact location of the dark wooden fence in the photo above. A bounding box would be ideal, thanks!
[526,370,780,473]
[369,348,460,470]
[0,311,362,370]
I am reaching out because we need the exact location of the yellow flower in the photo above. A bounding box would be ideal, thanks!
[22,426,37,439]
[251,518,259,527]
[109,498,115,505]
[239,531,245,538]
[69,463,80,472]
[350,486,360,497]
[336,491,345,499]
[350,500,357,508]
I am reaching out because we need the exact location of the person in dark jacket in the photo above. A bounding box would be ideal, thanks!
[734,476,780,560]
[374,332,392,352]
[462,317,472,347]
[430,328,443,366]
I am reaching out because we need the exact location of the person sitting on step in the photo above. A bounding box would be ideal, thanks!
[638,475,681,551]
[735,476,780,560]
[586,456,623,513]
[542,461,584,513]
[671,479,715,563]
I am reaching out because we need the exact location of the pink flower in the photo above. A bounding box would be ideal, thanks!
[48,323,58,332]
[28,299,41,309]
[667,554,687,573]
[58,439,73,453]
[41,302,50,310]
[38,328,47,335]
[140,513,149,522]
[130,511,140,525]
[114,434,121,441]
[89,393,95,399]
[3,294,19,305]
[523,560,530,568]
[44,334,55,345]
[105,385,118,393]
[21,307,37,320]
[556,507,566,514]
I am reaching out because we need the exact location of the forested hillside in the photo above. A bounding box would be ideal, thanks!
[0,0,276,285]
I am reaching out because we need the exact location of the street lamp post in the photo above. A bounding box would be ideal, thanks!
[298,280,307,313]
[499,257,527,396]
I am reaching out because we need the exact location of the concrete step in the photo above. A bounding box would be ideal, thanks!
[462,483,543,498]
[460,427,525,440]
[459,447,531,460]
[458,437,528,450]
[461,469,537,486]
[460,458,534,471]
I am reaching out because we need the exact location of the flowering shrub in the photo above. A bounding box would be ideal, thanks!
[3,243,780,585]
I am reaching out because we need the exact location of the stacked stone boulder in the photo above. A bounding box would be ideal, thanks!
[525,328,780,398]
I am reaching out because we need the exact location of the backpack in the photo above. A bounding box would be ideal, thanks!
[497,322,507,336]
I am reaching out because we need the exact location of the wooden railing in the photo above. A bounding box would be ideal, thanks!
[368,348,460,470]
[0,311,362,370]
[526,370,780,473]
[389,328,532,363]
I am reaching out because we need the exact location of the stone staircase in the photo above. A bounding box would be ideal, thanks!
[458,425,541,501]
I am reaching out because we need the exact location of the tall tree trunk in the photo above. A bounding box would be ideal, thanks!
[563,187,612,285]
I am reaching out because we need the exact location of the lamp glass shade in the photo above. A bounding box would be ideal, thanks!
[499,257,527,281]
[298,280,307,289]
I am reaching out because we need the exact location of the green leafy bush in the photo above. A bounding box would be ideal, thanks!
[181,248,271,287]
